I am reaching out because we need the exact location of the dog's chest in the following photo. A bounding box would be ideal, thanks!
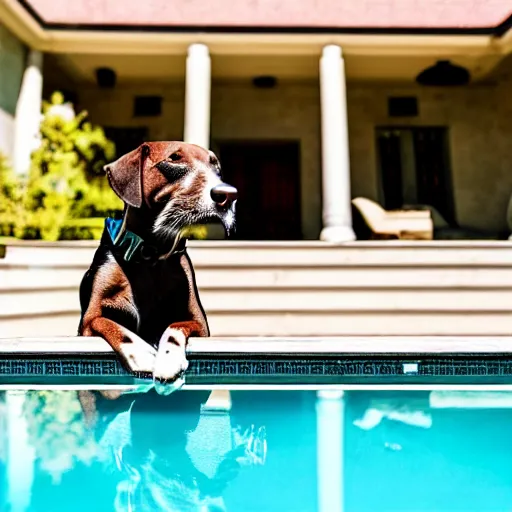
[126,262,190,341]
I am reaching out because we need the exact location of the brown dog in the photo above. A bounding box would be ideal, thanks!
[77,141,237,399]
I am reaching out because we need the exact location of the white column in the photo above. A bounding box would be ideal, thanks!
[319,45,356,242]
[184,43,211,149]
[316,390,344,512]
[13,50,43,175]
[6,391,35,512]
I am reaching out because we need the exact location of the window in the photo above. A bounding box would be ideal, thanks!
[133,96,162,117]
[375,126,456,224]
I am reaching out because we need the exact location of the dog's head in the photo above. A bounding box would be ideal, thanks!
[104,141,237,241]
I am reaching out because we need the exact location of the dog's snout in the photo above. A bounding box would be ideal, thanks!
[210,183,238,207]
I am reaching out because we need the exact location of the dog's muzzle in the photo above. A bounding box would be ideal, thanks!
[210,183,238,207]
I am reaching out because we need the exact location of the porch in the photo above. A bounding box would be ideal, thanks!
[5,27,512,241]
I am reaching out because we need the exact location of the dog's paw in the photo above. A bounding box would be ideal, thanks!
[153,328,189,395]
[118,342,157,374]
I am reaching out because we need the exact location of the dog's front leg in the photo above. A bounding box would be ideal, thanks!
[85,316,157,374]
[153,320,203,395]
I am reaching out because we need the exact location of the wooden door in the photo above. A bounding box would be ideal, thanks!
[217,141,302,240]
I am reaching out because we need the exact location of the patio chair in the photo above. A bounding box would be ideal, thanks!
[351,197,433,240]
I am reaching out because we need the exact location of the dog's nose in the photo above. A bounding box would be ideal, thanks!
[211,183,238,207]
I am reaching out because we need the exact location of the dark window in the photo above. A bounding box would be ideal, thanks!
[388,97,418,117]
[375,127,455,224]
[133,96,162,117]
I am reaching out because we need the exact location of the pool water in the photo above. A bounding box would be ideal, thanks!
[2,389,512,512]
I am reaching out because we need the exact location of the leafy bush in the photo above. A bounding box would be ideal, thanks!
[0,92,212,241]
[15,91,121,240]
[0,154,22,237]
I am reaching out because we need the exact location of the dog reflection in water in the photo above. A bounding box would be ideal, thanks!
[94,390,267,512]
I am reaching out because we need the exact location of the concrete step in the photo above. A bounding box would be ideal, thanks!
[0,268,86,290]
[1,311,512,338]
[2,287,512,317]
[4,240,512,267]
[0,313,80,338]
[207,312,512,337]
[3,266,512,291]
[2,240,512,339]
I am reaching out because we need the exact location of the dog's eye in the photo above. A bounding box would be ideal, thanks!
[170,152,182,162]
[156,161,188,182]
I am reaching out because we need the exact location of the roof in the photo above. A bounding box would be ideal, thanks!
[19,0,512,33]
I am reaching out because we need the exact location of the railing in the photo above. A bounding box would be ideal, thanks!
[2,336,512,390]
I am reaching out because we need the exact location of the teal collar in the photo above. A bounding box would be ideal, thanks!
[105,217,185,263]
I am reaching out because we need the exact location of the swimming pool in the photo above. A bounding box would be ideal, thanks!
[2,388,512,512]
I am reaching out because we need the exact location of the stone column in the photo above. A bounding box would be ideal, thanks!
[184,44,211,149]
[319,45,356,242]
[316,390,344,512]
[13,49,43,175]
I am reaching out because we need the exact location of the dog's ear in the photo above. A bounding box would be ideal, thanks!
[104,143,150,208]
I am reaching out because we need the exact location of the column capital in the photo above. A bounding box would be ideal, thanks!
[322,44,343,59]
[187,43,210,58]
[27,49,43,68]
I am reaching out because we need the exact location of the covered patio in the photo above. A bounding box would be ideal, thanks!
[2,0,511,241]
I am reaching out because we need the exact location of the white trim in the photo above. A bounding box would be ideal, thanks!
[1,0,509,58]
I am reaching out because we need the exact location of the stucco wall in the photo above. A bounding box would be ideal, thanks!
[0,25,26,158]
[78,85,185,142]
[79,81,322,239]
[77,73,512,237]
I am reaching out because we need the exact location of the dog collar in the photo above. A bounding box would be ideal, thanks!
[105,217,186,263]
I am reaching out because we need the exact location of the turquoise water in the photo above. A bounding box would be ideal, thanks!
[2,389,512,512]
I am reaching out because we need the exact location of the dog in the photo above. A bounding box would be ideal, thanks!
[77,141,237,406]
[73,144,269,510]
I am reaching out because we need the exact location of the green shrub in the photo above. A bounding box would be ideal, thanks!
[60,217,105,240]
[0,154,22,236]
[18,91,121,240]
